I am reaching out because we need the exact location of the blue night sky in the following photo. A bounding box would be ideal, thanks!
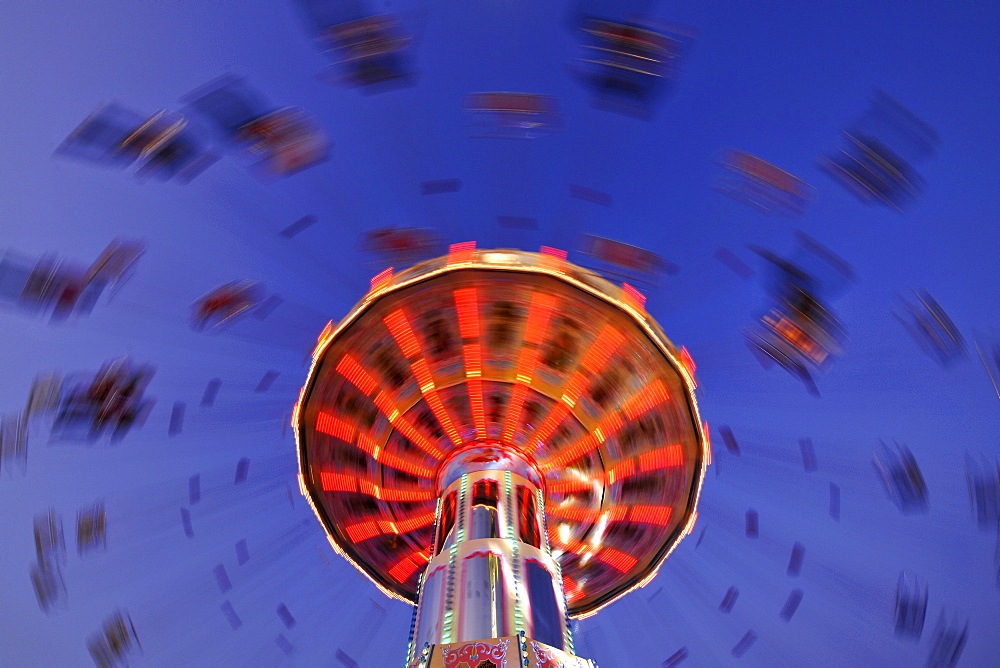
[1,1,998,665]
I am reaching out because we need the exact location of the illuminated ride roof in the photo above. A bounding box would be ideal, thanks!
[294,248,709,616]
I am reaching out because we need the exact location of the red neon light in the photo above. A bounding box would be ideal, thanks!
[423,391,462,446]
[345,521,383,543]
[564,576,584,601]
[521,293,557,344]
[639,444,684,471]
[546,506,596,523]
[597,410,625,437]
[368,391,442,459]
[547,505,626,524]
[600,547,638,572]
[532,402,571,452]
[622,283,646,309]
[335,355,377,395]
[543,408,629,470]
[532,326,626,455]
[344,510,434,544]
[544,434,598,470]
[314,320,335,357]
[411,357,435,389]
[316,412,356,443]
[563,326,625,401]
[455,283,485,432]
[454,288,480,339]
[502,383,529,443]
[395,511,436,533]
[501,292,559,443]
[552,534,585,552]
[547,479,594,495]
[383,310,420,359]
[357,479,434,502]
[320,471,356,492]
[356,432,433,477]
[607,458,635,483]
[468,378,486,440]
[703,421,712,466]
[388,550,429,582]
[463,344,482,378]
[399,417,444,457]
[622,378,669,419]
[384,310,461,447]
[369,266,394,292]
[680,346,697,378]
[449,241,476,254]
[629,505,673,526]
[540,246,567,272]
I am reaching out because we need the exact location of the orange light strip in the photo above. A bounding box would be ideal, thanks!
[561,326,626,404]
[356,479,433,502]
[680,346,697,382]
[605,458,635,484]
[384,309,463,446]
[320,471,356,492]
[313,320,335,358]
[468,378,486,440]
[541,433,598,472]
[622,378,669,419]
[356,432,435,478]
[703,421,712,466]
[502,293,557,442]
[454,288,480,339]
[316,412,356,442]
[546,502,671,531]
[600,546,638,572]
[622,283,646,309]
[531,325,625,453]
[370,391,443,458]
[547,505,627,524]
[394,510,436,533]
[547,479,595,495]
[454,289,486,440]
[315,410,434,478]
[628,505,673,526]
[448,241,476,266]
[388,549,430,582]
[344,510,434,543]
[531,403,571,449]
[369,266,394,292]
[540,378,668,470]
[563,575,584,602]
[383,310,421,359]
[336,355,378,395]
[345,520,386,543]
[502,384,530,444]
[449,241,476,253]
[638,444,684,471]
[540,246,567,272]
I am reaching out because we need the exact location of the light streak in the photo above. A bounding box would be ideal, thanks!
[454,288,486,438]
[531,325,625,453]
[540,378,663,471]
[502,292,557,442]
[384,308,463,446]
[388,549,430,583]
[369,266,394,292]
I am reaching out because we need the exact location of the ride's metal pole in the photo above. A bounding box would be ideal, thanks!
[407,444,592,668]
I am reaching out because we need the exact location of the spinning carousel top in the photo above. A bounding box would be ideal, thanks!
[294,247,708,616]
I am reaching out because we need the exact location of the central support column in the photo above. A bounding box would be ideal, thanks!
[406,444,593,668]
